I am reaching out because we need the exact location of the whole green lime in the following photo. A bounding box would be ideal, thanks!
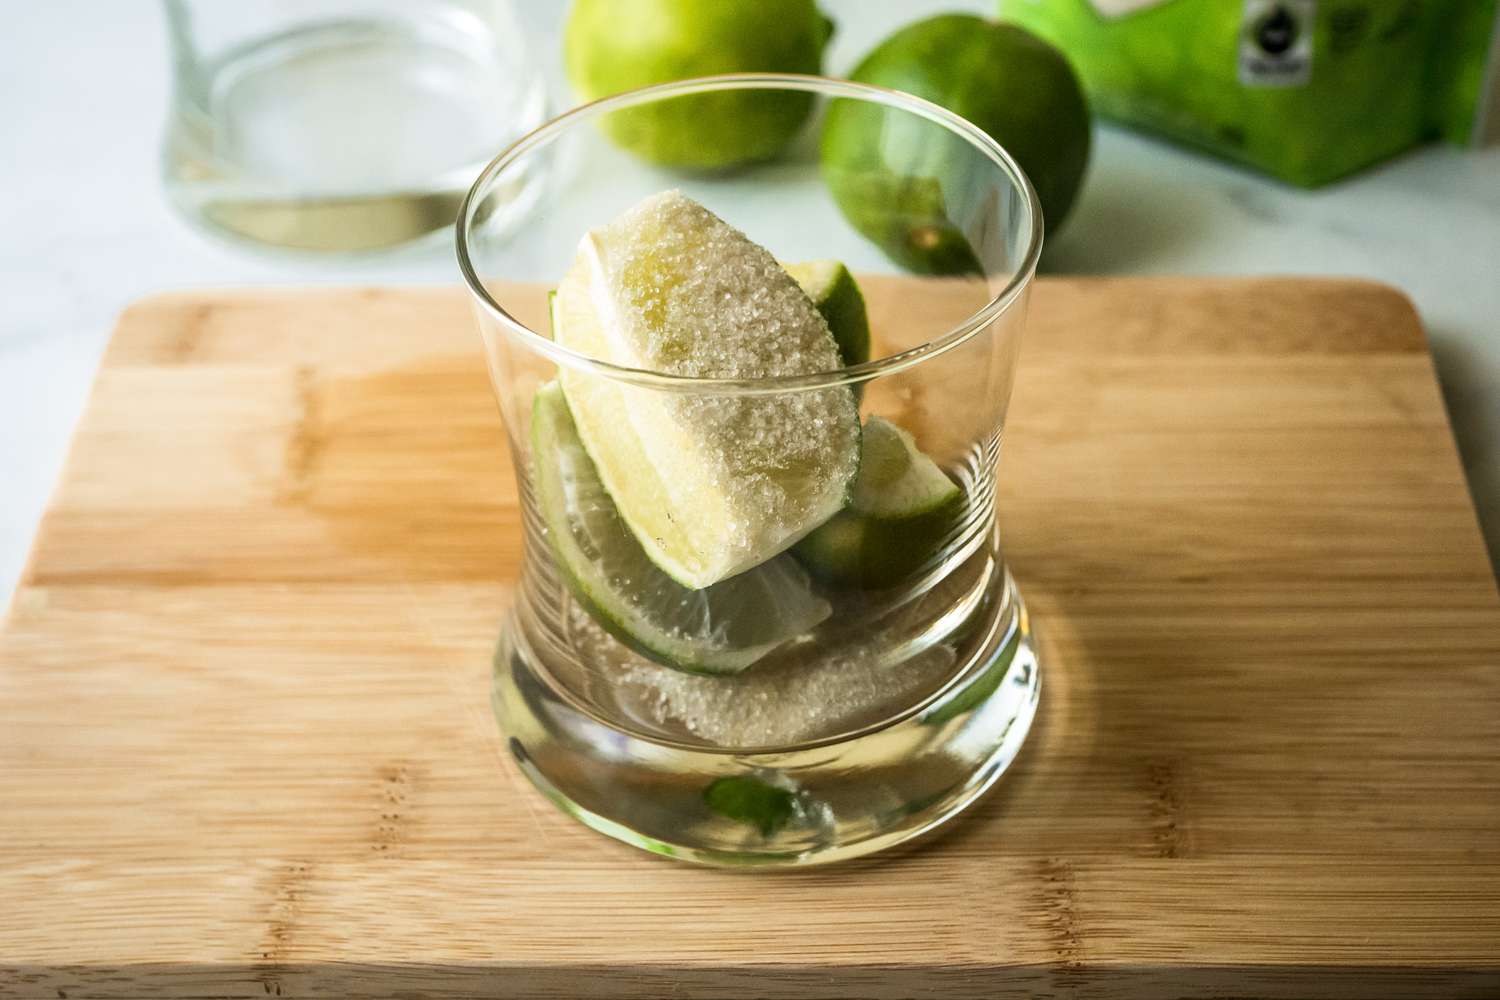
[565,0,834,170]
[822,15,1090,272]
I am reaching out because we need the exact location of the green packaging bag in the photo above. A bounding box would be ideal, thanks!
[1000,0,1499,186]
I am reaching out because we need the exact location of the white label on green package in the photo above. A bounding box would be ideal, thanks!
[1085,0,1171,17]
[1240,0,1315,87]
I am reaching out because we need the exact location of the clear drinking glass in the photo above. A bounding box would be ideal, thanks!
[459,75,1043,866]
[162,0,547,253]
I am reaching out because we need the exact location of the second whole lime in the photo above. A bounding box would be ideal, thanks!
[565,0,833,170]
[822,15,1091,272]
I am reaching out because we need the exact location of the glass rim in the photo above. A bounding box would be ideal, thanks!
[455,72,1043,395]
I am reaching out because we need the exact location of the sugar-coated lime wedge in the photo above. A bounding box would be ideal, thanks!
[553,191,861,589]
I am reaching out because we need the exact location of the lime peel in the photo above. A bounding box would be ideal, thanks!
[531,381,831,675]
[793,416,963,588]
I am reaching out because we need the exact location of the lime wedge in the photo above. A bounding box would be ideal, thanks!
[793,416,963,588]
[784,259,871,368]
[703,775,800,836]
[554,191,861,589]
[531,382,831,674]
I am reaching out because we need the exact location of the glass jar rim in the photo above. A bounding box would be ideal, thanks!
[456,73,1043,396]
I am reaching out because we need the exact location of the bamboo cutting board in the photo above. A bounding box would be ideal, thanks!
[3,278,1498,999]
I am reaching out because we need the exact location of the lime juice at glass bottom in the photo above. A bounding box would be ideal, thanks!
[460,76,1043,867]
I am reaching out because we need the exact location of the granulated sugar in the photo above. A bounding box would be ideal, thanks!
[553,189,861,584]
[587,191,862,534]
[597,190,841,381]
[568,603,956,748]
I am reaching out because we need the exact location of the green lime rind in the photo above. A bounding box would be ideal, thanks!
[821,13,1091,268]
[564,0,834,170]
[551,193,862,590]
[703,775,799,836]
[793,416,964,589]
[817,165,985,276]
[783,259,871,368]
[531,382,831,675]
[792,493,964,589]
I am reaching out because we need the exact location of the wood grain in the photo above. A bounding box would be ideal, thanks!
[2,278,1498,999]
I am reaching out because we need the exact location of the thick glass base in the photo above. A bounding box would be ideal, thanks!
[491,569,1042,868]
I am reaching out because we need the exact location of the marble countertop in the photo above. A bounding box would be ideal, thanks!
[3,0,1497,604]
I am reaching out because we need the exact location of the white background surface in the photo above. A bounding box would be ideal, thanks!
[3,0,1498,606]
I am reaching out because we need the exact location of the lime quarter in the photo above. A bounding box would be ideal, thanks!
[531,382,831,674]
